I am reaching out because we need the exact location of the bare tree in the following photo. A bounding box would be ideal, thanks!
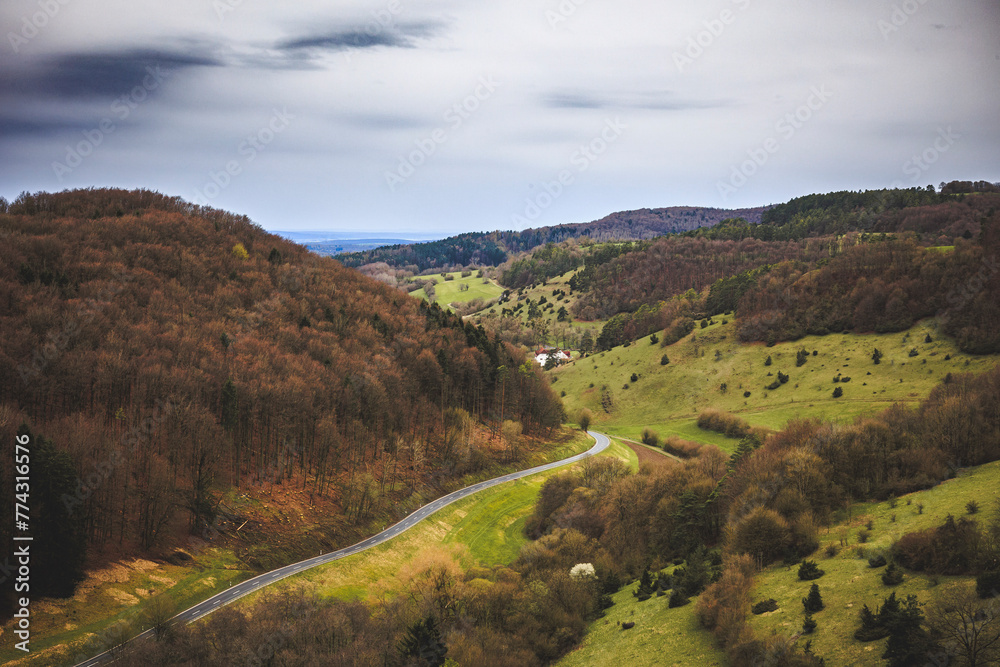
[140,594,177,640]
[501,419,522,462]
[926,585,1000,667]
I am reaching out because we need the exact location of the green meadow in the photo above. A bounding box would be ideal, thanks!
[749,460,1000,665]
[552,318,997,451]
[557,576,726,667]
[411,271,504,311]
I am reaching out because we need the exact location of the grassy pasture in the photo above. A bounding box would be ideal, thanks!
[557,569,726,667]
[749,460,1000,665]
[553,319,997,452]
[410,271,504,311]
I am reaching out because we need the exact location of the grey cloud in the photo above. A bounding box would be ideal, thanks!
[339,113,427,130]
[545,90,731,111]
[0,115,93,136]
[14,48,220,99]
[545,93,605,109]
[277,20,445,53]
[280,31,406,51]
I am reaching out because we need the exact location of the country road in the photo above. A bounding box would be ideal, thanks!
[74,431,611,666]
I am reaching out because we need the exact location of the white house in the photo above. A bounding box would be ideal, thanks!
[535,347,571,366]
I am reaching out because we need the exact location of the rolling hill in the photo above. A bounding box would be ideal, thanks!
[336,205,769,272]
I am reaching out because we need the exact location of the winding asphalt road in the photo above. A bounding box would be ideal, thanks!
[73,431,611,666]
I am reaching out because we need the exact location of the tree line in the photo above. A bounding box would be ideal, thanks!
[337,205,767,273]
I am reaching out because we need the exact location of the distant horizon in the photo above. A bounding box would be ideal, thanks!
[261,199,775,237]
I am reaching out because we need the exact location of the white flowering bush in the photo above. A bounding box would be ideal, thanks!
[569,563,596,580]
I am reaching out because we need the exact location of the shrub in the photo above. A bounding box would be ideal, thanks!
[882,562,904,585]
[641,428,659,447]
[743,391,751,398]
[660,354,670,365]
[832,387,843,398]
[857,529,870,544]
[696,409,751,438]
[661,437,703,459]
[854,603,890,641]
[967,500,980,514]
[893,515,979,575]
[650,333,659,345]
[764,355,772,366]
[731,508,791,566]
[751,599,779,615]
[872,348,883,364]
[798,561,825,581]
[802,584,824,613]
[633,569,654,601]
[662,317,695,346]
[908,348,919,357]
[802,614,817,634]
[630,373,639,383]
[668,588,690,608]
[977,570,1000,599]
[654,573,669,597]
[796,349,809,367]
[868,554,887,568]
[825,544,839,558]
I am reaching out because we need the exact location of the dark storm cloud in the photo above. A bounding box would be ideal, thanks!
[0,115,93,136]
[0,47,219,99]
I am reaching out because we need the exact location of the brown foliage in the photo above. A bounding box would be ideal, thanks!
[729,507,791,566]
[0,188,565,568]
[697,409,751,439]
[892,515,982,575]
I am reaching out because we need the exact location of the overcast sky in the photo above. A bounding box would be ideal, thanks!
[1,0,997,234]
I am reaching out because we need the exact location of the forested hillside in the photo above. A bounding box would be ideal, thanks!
[568,190,999,351]
[337,205,767,272]
[685,188,950,241]
[0,189,563,614]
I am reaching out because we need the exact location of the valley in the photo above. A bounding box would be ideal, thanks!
[2,185,1000,667]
